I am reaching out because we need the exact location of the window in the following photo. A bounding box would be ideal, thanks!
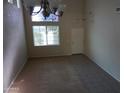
[32,6,59,22]
[33,26,59,46]
[31,6,60,46]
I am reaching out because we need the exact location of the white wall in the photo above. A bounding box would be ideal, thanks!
[25,0,85,57]
[84,0,120,81]
[3,0,27,92]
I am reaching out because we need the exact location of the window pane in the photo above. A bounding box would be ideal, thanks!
[32,6,44,22]
[47,26,59,45]
[46,14,59,22]
[33,26,47,46]
[31,6,59,22]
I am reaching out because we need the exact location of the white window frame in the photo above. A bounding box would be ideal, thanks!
[31,5,60,47]
[32,21,60,47]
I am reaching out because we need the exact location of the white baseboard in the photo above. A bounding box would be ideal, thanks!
[84,54,120,82]
[29,53,72,58]
[5,58,27,93]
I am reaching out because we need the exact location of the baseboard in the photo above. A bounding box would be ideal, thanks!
[84,54,120,82]
[29,53,72,59]
[5,58,27,93]
[72,53,84,55]
[29,53,86,59]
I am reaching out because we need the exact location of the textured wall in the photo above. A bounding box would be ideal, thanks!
[84,0,120,81]
[3,0,27,92]
[24,0,84,57]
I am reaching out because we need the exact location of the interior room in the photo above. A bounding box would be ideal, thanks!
[3,0,120,93]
